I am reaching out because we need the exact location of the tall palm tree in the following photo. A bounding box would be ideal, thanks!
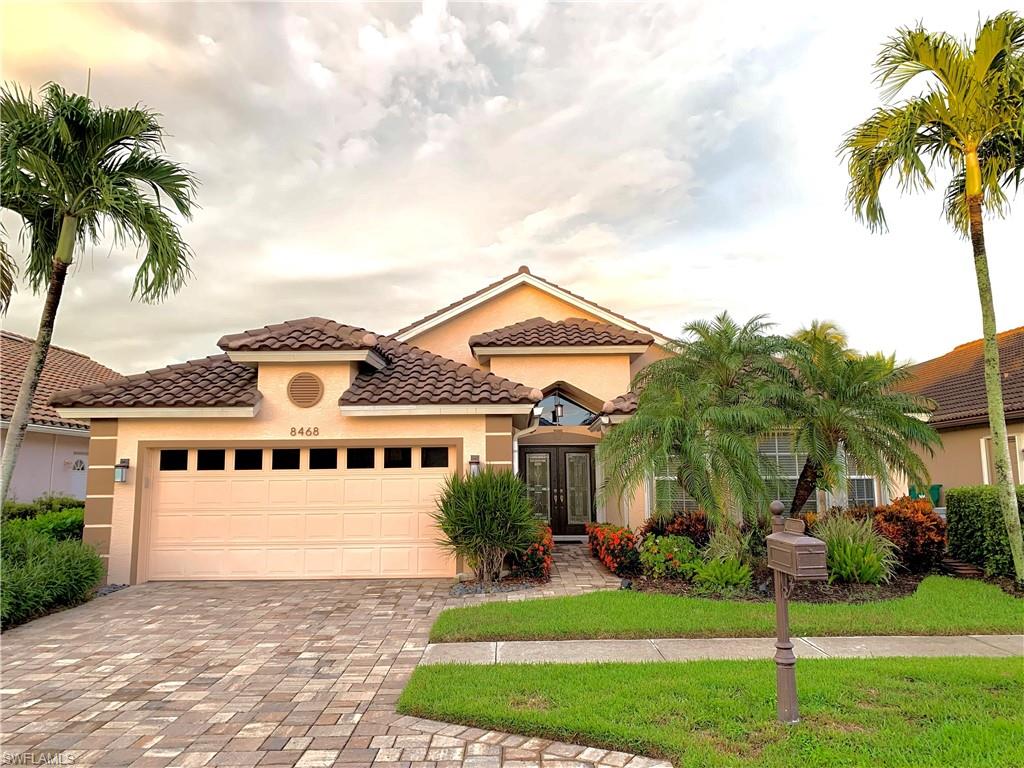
[840,12,1024,579]
[782,325,941,515]
[599,313,790,527]
[0,82,198,500]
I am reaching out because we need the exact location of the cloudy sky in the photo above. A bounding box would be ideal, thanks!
[2,1,1021,374]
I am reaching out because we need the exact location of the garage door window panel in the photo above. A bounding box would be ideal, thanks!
[309,448,338,470]
[272,448,301,470]
[160,449,189,471]
[421,447,449,469]
[347,447,375,470]
[384,447,412,469]
[235,449,264,470]
[197,449,226,471]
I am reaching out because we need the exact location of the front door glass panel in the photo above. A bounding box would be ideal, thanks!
[525,453,551,520]
[565,451,592,525]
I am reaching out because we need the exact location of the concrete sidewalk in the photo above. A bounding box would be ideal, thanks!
[421,634,1024,665]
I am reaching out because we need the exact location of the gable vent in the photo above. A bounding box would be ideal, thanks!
[287,372,324,408]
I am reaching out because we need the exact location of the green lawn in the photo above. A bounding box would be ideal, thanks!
[430,576,1023,641]
[399,657,1023,768]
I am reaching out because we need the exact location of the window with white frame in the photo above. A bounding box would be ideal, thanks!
[847,477,877,508]
[650,456,701,516]
[757,433,817,512]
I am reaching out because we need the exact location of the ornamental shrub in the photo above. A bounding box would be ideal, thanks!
[509,525,554,580]
[433,469,539,584]
[945,485,1024,577]
[585,523,640,576]
[871,497,946,572]
[638,510,711,547]
[814,513,898,584]
[694,557,752,596]
[3,508,85,541]
[638,535,700,580]
[1,526,104,629]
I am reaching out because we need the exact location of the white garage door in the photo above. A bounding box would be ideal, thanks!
[146,445,456,580]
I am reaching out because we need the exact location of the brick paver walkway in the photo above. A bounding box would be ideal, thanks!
[1,546,663,767]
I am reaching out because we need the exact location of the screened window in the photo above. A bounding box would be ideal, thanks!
[272,449,300,470]
[847,477,877,508]
[758,433,817,512]
[384,447,412,468]
[421,447,449,469]
[309,448,337,470]
[346,447,375,469]
[234,449,263,470]
[159,449,188,471]
[196,449,225,471]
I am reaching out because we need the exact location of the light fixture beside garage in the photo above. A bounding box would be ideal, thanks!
[287,372,324,407]
[114,458,130,483]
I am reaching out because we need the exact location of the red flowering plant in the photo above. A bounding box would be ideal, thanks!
[509,525,555,580]
[871,496,947,572]
[585,522,640,576]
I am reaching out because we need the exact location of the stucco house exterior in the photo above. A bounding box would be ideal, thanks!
[51,267,676,583]
[899,326,1024,505]
[1,331,121,502]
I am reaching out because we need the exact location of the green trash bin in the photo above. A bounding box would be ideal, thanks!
[928,484,942,507]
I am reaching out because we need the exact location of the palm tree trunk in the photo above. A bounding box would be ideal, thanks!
[967,193,1024,582]
[0,216,76,502]
[789,457,820,515]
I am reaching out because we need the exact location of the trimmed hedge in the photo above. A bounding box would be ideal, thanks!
[1,526,104,629]
[945,485,1024,577]
[3,508,84,541]
[2,493,82,521]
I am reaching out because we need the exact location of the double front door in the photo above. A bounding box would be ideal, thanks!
[520,446,595,536]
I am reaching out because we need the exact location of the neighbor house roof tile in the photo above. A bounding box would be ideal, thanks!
[217,317,377,352]
[50,355,260,410]
[900,326,1024,428]
[1,331,122,430]
[341,337,541,407]
[469,317,654,349]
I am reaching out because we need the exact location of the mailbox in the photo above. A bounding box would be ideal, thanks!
[766,517,827,581]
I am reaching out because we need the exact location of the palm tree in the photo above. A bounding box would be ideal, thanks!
[599,313,790,527]
[0,82,198,500]
[782,324,942,515]
[840,12,1024,579]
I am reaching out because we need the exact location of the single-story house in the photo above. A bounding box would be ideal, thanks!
[52,267,887,584]
[899,325,1024,505]
[1,330,121,501]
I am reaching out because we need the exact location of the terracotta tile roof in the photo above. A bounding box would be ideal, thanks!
[601,392,638,416]
[218,317,377,352]
[900,326,1024,428]
[341,337,542,407]
[50,355,260,410]
[393,265,668,342]
[1,331,122,430]
[469,317,654,349]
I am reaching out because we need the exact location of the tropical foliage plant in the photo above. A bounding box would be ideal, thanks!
[693,557,752,596]
[814,513,899,585]
[840,12,1024,580]
[871,497,947,572]
[433,469,539,584]
[0,82,198,500]
[638,535,700,580]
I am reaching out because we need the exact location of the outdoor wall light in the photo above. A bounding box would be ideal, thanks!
[114,458,131,483]
[468,454,481,476]
[553,403,564,423]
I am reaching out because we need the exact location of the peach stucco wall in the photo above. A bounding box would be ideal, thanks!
[491,354,632,403]
[106,361,490,584]
[406,283,607,368]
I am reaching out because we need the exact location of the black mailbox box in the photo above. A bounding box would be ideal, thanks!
[766,518,827,581]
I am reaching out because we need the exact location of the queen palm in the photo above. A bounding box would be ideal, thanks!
[782,324,941,515]
[840,12,1024,579]
[0,82,198,500]
[599,313,790,527]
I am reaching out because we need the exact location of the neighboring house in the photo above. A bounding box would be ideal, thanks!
[1,331,122,502]
[51,266,889,584]
[899,326,1024,505]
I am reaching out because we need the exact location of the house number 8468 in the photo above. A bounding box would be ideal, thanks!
[290,427,319,436]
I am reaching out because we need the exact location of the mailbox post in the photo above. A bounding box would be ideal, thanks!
[765,500,827,724]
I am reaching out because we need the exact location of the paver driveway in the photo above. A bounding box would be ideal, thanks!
[1,547,665,768]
